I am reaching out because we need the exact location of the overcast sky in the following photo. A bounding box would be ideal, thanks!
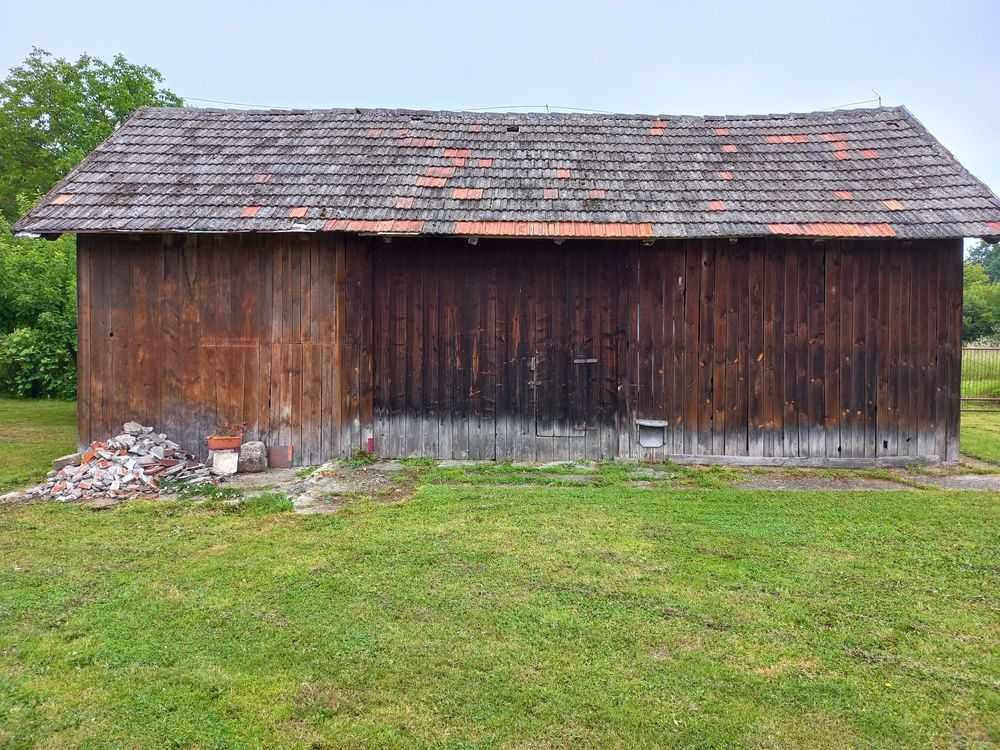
[4,0,998,195]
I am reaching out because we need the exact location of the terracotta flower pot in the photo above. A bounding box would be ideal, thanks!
[207,434,242,451]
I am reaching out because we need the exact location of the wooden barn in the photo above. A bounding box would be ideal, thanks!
[14,106,1000,465]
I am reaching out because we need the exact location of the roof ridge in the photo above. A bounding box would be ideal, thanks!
[138,104,907,121]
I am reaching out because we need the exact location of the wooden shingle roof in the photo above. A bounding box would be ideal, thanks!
[14,105,1000,240]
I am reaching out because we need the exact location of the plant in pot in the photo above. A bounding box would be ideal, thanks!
[207,421,246,452]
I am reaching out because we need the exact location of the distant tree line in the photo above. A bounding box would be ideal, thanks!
[0,48,180,398]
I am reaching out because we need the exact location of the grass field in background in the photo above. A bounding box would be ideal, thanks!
[962,348,1000,401]
[0,399,76,492]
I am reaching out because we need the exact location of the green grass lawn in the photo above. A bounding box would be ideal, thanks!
[1,480,998,748]
[959,411,1000,464]
[1,399,999,747]
[0,399,77,492]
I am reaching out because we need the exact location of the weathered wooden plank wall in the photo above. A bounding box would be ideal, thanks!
[371,240,626,461]
[629,237,962,462]
[77,233,962,464]
[372,239,497,459]
[77,233,372,462]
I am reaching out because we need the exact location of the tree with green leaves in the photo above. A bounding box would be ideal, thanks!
[963,261,1000,343]
[0,48,180,398]
[967,240,1000,283]
[0,47,181,222]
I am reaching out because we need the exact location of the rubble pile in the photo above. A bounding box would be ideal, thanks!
[29,421,214,502]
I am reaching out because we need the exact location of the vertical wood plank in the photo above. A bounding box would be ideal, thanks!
[807,243,825,458]
[683,242,701,455]
[783,241,799,457]
[943,240,962,462]
[747,241,765,457]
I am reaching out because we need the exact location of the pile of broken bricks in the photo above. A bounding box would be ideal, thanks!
[19,420,274,505]
[28,421,215,502]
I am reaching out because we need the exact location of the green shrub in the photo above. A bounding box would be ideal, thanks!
[0,312,76,398]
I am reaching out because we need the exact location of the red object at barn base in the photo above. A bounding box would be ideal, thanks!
[207,435,242,451]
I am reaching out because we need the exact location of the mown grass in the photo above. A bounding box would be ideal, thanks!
[0,398,76,492]
[2,480,998,748]
[958,411,1000,464]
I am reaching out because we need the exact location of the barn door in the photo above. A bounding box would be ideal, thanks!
[531,250,603,439]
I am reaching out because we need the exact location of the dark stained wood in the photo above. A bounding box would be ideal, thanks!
[75,234,963,465]
[747,241,765,457]
[682,244,701,455]
[763,243,784,457]
[875,242,891,456]
[807,244,825,458]
[943,240,963,462]
[783,241,799,457]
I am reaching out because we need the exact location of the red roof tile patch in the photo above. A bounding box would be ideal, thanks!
[834,150,850,160]
[425,166,456,178]
[988,221,1000,233]
[323,219,425,234]
[831,141,849,151]
[253,173,272,184]
[288,207,308,218]
[366,128,383,137]
[51,193,73,205]
[721,144,738,153]
[468,123,483,132]
[714,127,730,136]
[766,134,809,144]
[555,168,571,179]
[882,199,904,210]
[401,137,440,148]
[587,189,607,199]
[444,148,472,158]
[241,206,260,218]
[478,158,493,168]
[708,200,727,211]
[767,222,896,238]
[652,119,668,128]
[649,127,665,136]
[452,221,654,238]
[832,190,853,200]
[395,197,415,209]
[452,187,484,200]
[543,188,559,199]
[449,156,467,167]
[416,175,448,188]
[719,170,734,181]
[820,132,849,142]
[862,149,880,159]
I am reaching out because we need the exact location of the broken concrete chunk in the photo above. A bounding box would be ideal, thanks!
[52,453,81,472]
[123,421,144,435]
[211,450,239,476]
